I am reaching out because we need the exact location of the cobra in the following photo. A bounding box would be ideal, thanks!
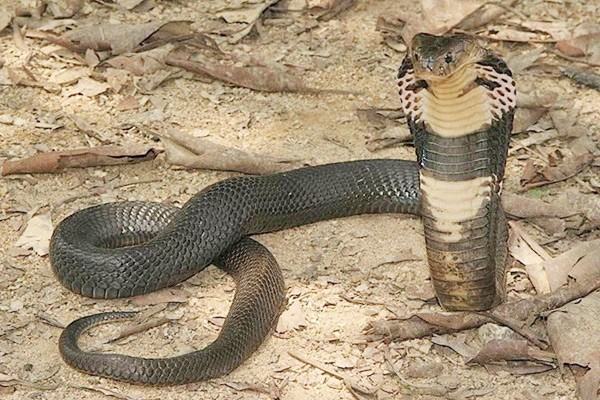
[50,33,515,385]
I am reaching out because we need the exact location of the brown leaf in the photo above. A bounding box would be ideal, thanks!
[506,47,545,75]
[14,213,53,256]
[519,21,571,41]
[311,0,356,21]
[458,0,518,30]
[502,193,575,219]
[276,300,307,333]
[431,334,478,359]
[401,0,484,43]
[0,7,12,32]
[105,44,174,76]
[49,67,90,85]
[161,128,302,175]
[1,145,160,175]
[166,55,318,93]
[130,287,190,306]
[528,240,600,293]
[556,24,600,62]
[547,291,600,400]
[468,339,555,364]
[62,21,193,55]
[63,76,110,97]
[520,152,594,190]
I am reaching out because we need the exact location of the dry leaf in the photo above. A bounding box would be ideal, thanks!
[401,0,484,43]
[217,0,280,24]
[556,24,600,62]
[485,28,541,42]
[166,55,318,93]
[63,77,110,97]
[105,44,174,76]
[276,300,307,333]
[520,152,594,190]
[0,7,12,32]
[506,47,545,75]
[49,67,90,85]
[547,292,600,400]
[431,334,478,359]
[131,287,190,306]
[161,128,301,174]
[15,213,53,256]
[311,0,356,21]
[528,240,600,293]
[467,339,555,364]
[520,21,571,41]
[502,193,575,219]
[458,0,518,30]
[62,20,192,55]
[1,145,160,175]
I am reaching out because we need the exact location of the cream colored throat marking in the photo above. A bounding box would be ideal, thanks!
[421,175,492,242]
[421,67,491,138]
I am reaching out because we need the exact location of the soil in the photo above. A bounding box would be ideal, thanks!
[1,1,599,399]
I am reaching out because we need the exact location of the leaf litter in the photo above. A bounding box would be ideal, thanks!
[1,1,599,399]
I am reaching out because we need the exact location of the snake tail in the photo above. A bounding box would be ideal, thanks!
[59,236,286,385]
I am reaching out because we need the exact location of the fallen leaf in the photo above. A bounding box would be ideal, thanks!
[365,126,412,152]
[484,28,541,42]
[502,193,575,219]
[1,145,160,175]
[105,44,175,76]
[15,213,53,256]
[311,0,356,21]
[217,0,280,24]
[506,47,545,75]
[161,128,302,174]
[60,20,193,55]
[520,152,594,190]
[276,300,307,333]
[63,77,110,97]
[547,291,600,400]
[519,20,570,40]
[116,95,140,111]
[421,0,484,35]
[527,240,600,293]
[0,7,12,32]
[431,333,478,359]
[556,23,600,62]
[130,287,190,306]
[467,339,555,364]
[166,55,320,93]
[49,67,91,85]
[549,109,585,138]
[458,0,518,30]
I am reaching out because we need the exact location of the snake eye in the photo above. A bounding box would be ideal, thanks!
[444,53,453,64]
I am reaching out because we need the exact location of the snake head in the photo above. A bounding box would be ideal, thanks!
[410,33,488,81]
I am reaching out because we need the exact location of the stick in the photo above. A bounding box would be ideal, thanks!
[366,274,600,342]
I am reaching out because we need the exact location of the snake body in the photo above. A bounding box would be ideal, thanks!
[50,34,515,384]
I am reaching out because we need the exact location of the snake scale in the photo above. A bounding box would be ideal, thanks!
[50,33,516,384]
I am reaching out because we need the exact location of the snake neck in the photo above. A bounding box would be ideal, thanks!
[398,52,515,311]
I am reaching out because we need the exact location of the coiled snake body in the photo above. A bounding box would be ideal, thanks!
[50,34,516,384]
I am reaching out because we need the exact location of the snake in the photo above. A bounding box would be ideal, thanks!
[50,33,516,385]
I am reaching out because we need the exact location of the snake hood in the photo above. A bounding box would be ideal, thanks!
[409,33,489,81]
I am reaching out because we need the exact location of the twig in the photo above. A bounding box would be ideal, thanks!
[288,351,373,400]
[551,50,600,68]
[477,311,548,349]
[106,316,170,344]
[366,274,600,342]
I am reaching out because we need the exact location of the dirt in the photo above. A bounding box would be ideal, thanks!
[1,1,599,399]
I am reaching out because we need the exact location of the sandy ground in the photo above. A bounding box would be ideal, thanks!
[1,1,599,399]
